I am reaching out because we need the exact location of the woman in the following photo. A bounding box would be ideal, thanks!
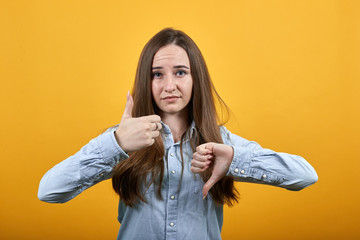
[38,28,318,239]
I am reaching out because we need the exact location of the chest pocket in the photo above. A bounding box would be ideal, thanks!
[191,173,212,199]
[185,165,211,214]
[191,172,203,195]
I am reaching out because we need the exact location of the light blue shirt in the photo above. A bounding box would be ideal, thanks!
[38,122,318,240]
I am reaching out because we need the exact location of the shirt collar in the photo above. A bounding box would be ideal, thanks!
[189,121,196,138]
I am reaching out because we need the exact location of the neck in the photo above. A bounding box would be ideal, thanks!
[160,109,189,143]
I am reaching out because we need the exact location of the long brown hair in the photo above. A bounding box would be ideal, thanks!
[111,28,239,207]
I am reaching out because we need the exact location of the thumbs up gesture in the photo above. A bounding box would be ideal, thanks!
[114,92,162,153]
[190,143,234,199]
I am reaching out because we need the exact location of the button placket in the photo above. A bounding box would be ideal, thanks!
[166,145,178,239]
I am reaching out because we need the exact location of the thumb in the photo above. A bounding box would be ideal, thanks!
[202,175,218,200]
[122,91,134,119]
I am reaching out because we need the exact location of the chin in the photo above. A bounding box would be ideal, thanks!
[160,107,187,115]
[165,109,182,114]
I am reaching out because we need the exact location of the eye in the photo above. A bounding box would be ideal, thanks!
[152,72,162,78]
[176,70,187,76]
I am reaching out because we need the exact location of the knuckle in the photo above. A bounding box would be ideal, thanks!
[146,138,154,146]
[142,132,149,139]
[141,118,148,125]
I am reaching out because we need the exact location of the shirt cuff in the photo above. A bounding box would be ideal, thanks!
[226,146,252,177]
[96,129,129,166]
[226,146,284,184]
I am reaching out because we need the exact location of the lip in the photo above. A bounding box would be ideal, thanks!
[162,96,180,100]
[161,96,180,102]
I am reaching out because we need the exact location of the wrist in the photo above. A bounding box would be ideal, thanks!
[225,145,234,167]
[114,131,127,153]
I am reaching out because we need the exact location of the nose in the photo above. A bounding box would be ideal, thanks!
[164,75,176,92]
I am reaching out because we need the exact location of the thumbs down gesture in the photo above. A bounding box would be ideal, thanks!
[191,143,234,199]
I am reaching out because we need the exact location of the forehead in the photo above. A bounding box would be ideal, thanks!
[152,45,190,67]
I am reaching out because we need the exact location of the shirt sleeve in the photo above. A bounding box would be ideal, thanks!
[38,125,129,203]
[221,126,318,190]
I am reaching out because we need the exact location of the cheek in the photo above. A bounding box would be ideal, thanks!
[186,82,193,98]
[151,82,161,100]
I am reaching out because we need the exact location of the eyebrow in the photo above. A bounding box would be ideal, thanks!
[152,65,190,70]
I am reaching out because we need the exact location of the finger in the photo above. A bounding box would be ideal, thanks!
[142,115,161,123]
[150,122,158,131]
[204,142,216,152]
[146,138,155,147]
[191,159,211,168]
[150,130,160,138]
[202,175,217,199]
[151,122,162,131]
[190,165,209,173]
[193,152,213,162]
[122,91,134,119]
[196,145,212,155]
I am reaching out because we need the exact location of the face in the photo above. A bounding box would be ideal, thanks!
[151,44,193,117]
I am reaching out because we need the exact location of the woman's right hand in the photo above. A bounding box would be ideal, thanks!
[114,92,162,153]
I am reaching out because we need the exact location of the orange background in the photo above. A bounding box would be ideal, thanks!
[1,0,359,239]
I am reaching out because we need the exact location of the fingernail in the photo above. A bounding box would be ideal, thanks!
[127,91,130,100]
[202,195,206,200]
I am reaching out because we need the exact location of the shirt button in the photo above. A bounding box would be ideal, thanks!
[234,168,239,173]
[169,222,174,227]
[170,153,174,157]
[262,174,267,179]
[240,169,245,174]
[170,195,175,200]
[171,170,175,174]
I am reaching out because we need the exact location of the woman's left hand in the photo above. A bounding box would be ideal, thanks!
[191,143,234,199]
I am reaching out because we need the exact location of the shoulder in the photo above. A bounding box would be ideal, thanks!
[219,125,262,150]
[219,125,243,144]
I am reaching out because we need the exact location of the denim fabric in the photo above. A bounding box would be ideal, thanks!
[38,122,318,240]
